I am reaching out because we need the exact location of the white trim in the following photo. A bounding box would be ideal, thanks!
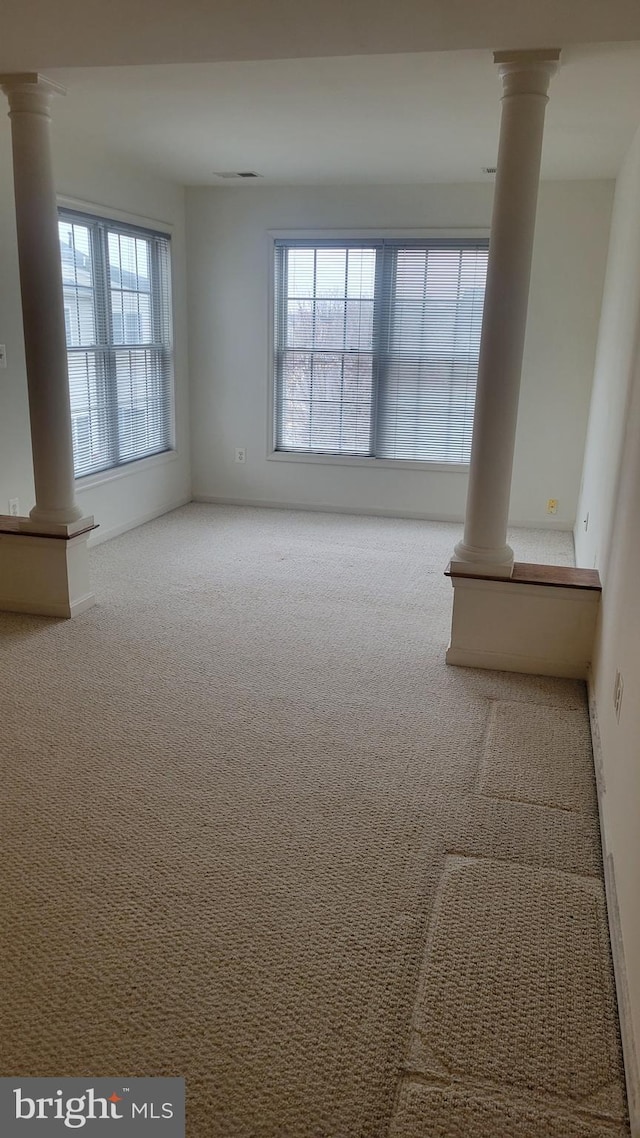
[267,227,491,241]
[75,448,178,492]
[0,591,94,619]
[0,597,73,618]
[266,231,276,458]
[445,644,587,678]
[58,200,178,480]
[266,227,490,464]
[588,684,640,1137]
[192,494,574,531]
[0,592,95,618]
[56,194,173,235]
[267,450,469,474]
[87,496,191,547]
[68,592,97,618]
[507,517,575,532]
[193,494,464,523]
[164,242,179,454]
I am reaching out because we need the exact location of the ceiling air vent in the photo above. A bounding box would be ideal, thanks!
[213,171,262,179]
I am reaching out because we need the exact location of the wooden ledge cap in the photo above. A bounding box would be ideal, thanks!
[446,561,601,591]
[0,522,99,541]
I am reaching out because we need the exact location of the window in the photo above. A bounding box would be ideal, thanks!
[58,208,174,478]
[274,237,488,464]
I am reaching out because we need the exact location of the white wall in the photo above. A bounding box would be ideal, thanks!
[0,124,191,545]
[575,128,640,1130]
[187,180,612,528]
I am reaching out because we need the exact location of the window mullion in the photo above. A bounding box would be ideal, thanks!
[149,236,162,345]
[149,238,168,449]
[371,244,394,459]
[310,249,317,449]
[94,223,119,467]
[448,251,464,461]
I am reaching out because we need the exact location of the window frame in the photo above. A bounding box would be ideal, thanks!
[57,196,177,485]
[267,228,490,472]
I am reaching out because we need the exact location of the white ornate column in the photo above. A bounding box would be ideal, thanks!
[0,72,82,525]
[0,73,95,618]
[453,49,560,576]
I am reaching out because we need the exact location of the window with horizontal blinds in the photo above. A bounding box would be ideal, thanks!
[58,208,174,479]
[274,237,488,463]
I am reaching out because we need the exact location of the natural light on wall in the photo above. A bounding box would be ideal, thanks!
[274,238,488,464]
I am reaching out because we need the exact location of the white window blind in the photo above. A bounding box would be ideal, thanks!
[58,209,174,479]
[274,238,488,463]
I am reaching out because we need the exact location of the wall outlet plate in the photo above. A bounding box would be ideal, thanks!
[234,447,246,464]
[8,498,20,516]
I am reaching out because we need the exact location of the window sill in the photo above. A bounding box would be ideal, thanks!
[267,451,469,474]
[74,449,179,491]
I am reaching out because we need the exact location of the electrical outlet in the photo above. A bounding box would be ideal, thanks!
[613,670,624,722]
[546,499,558,515]
[0,344,6,369]
[8,498,19,516]
[234,447,246,464]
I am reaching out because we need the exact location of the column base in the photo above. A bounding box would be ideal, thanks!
[445,562,601,680]
[0,514,96,618]
[29,502,84,526]
[451,541,514,578]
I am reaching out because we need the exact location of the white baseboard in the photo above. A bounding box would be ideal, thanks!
[192,495,572,531]
[445,644,587,679]
[87,497,192,547]
[69,592,97,617]
[507,516,576,531]
[588,685,640,1137]
[193,493,463,522]
[0,593,96,619]
[0,598,70,618]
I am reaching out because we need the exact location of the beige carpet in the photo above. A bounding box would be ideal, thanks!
[0,504,629,1137]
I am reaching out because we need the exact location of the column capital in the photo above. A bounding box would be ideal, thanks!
[493,49,561,97]
[0,72,66,116]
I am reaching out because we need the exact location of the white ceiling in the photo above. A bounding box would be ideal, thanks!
[45,43,640,186]
[3,0,640,71]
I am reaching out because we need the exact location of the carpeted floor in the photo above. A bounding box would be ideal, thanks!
[0,504,629,1137]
